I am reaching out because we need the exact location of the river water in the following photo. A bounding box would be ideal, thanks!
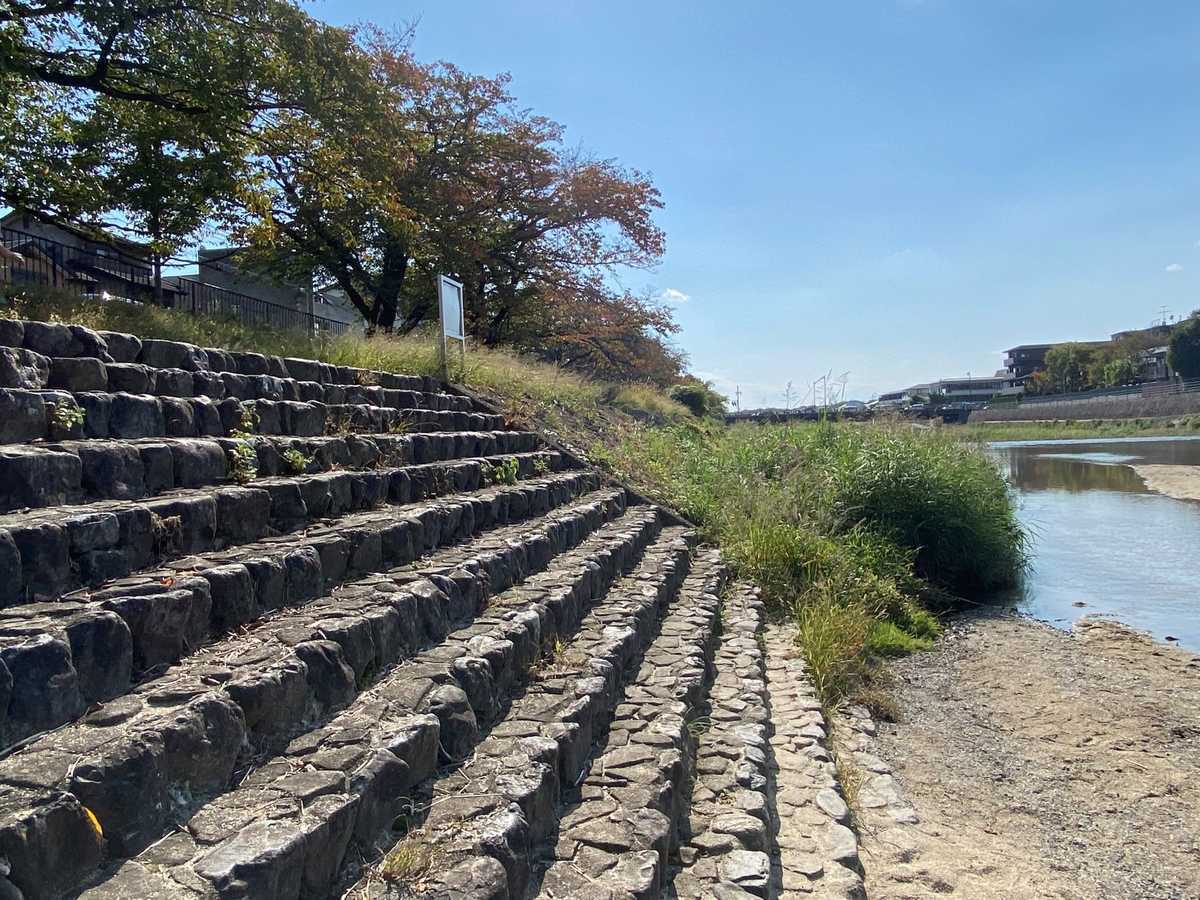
[988,436,1200,651]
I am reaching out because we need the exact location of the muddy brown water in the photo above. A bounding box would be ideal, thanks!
[989,436,1200,651]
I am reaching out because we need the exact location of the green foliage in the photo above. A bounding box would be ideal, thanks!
[227,406,260,483]
[532,456,551,477]
[1043,343,1095,394]
[281,447,313,475]
[867,621,934,656]
[668,380,728,418]
[1168,316,1200,378]
[228,441,258,485]
[50,402,85,432]
[482,456,519,486]
[599,421,1025,705]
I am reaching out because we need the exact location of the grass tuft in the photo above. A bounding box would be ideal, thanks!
[599,420,1026,707]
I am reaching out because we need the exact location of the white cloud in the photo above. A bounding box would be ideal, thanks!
[657,288,690,305]
[1166,263,1184,273]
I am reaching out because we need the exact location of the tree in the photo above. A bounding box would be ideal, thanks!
[78,99,243,295]
[1,0,309,226]
[231,33,668,344]
[1043,343,1095,394]
[1168,317,1200,378]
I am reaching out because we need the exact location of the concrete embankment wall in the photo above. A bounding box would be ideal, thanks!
[969,391,1200,423]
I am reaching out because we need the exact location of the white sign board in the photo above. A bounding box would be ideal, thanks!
[438,275,465,340]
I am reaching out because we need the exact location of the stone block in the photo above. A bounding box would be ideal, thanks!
[0,634,86,741]
[160,396,197,437]
[105,363,152,394]
[154,368,194,397]
[109,393,163,438]
[0,389,45,442]
[21,321,75,357]
[139,338,209,371]
[137,442,174,493]
[48,357,107,392]
[213,487,270,545]
[74,392,112,438]
[0,447,81,511]
[64,610,133,702]
[98,330,141,363]
[0,319,23,347]
[170,439,227,488]
[0,347,50,389]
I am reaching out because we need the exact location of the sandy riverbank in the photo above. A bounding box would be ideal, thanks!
[849,611,1200,899]
[1132,463,1200,501]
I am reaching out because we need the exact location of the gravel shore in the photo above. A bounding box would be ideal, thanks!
[852,610,1200,899]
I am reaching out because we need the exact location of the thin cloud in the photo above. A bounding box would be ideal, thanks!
[1166,263,1184,273]
[657,288,690,304]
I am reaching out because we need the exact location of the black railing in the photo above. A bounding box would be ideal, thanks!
[171,277,349,336]
[1,226,350,336]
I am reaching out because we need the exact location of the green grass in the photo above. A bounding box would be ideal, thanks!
[0,286,690,425]
[596,420,1027,706]
[954,417,1200,442]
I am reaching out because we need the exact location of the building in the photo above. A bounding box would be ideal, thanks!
[2,213,362,333]
[1003,344,1055,381]
[1,210,176,302]
[1002,339,1111,384]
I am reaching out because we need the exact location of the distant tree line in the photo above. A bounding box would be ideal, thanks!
[1,0,689,385]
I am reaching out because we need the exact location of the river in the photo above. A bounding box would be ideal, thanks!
[988,435,1200,651]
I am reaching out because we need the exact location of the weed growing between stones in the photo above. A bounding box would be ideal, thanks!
[482,456,519,486]
[50,401,85,433]
[596,420,1027,707]
[532,455,551,477]
[228,407,260,485]
[281,447,314,475]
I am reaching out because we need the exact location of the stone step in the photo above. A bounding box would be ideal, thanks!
[0,470,599,752]
[0,448,564,604]
[0,387,504,444]
[0,429,540,512]
[0,345,478,414]
[76,506,669,900]
[340,537,713,899]
[669,582,775,899]
[526,547,728,900]
[0,492,646,899]
[0,320,455,395]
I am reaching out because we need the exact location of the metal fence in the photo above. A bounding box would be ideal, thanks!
[1,226,350,337]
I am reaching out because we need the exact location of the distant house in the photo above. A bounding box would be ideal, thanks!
[1139,346,1173,382]
[1002,340,1110,384]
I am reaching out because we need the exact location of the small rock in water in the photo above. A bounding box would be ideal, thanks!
[1072,601,1087,608]
[1164,635,1178,641]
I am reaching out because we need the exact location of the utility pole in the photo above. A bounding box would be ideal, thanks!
[735,385,742,413]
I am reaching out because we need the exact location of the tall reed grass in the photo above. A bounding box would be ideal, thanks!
[595,420,1026,705]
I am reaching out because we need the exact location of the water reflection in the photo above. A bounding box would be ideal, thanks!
[986,437,1200,651]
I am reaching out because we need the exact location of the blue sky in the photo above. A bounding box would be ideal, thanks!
[313,0,1200,407]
